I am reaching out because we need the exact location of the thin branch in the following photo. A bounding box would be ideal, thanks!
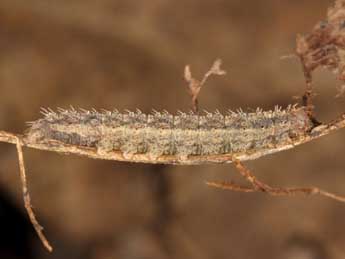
[208,159,345,203]
[15,136,53,252]
[206,181,256,193]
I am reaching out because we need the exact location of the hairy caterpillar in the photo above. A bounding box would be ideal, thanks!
[25,105,313,165]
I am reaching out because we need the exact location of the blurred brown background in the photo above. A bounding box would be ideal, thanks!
[1,0,345,258]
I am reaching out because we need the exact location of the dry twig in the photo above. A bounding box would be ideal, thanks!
[184,59,226,112]
[207,159,345,203]
[15,136,53,252]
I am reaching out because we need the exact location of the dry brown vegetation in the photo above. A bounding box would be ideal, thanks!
[1,0,345,258]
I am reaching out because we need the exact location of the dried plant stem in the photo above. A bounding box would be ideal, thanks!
[15,137,53,252]
[207,159,345,203]
[206,181,256,193]
[184,59,226,112]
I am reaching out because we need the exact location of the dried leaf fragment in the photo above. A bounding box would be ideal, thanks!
[184,59,226,112]
[297,0,345,93]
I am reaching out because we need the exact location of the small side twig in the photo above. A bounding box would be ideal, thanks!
[207,159,345,203]
[184,59,226,112]
[206,181,255,193]
[15,136,53,252]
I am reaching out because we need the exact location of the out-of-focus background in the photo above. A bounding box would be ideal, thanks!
[0,0,345,258]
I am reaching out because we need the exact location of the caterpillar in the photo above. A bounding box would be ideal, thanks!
[25,105,314,165]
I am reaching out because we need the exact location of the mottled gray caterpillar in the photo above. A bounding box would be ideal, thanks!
[25,105,313,165]
[1,86,345,254]
[2,0,345,252]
